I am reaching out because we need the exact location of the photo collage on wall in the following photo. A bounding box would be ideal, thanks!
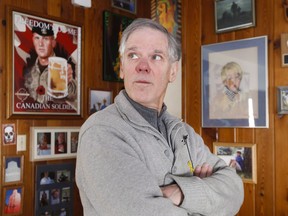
[35,163,75,216]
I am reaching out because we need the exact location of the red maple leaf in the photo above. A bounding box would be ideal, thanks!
[15,27,34,54]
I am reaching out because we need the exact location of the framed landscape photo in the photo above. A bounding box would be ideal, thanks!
[6,7,82,118]
[3,155,24,185]
[213,142,257,184]
[277,86,288,115]
[215,0,255,33]
[103,10,134,82]
[201,36,268,128]
[35,163,75,216]
[89,89,113,115]
[30,126,80,161]
[3,186,24,215]
[112,0,137,14]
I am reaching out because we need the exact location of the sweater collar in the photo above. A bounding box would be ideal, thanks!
[123,90,167,130]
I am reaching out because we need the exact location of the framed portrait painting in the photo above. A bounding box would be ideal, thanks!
[215,0,255,33]
[201,36,268,128]
[213,142,257,184]
[6,7,82,118]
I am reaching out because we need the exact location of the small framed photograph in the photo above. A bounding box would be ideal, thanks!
[30,127,80,161]
[213,142,257,184]
[2,124,17,145]
[111,0,137,14]
[3,155,24,185]
[215,0,255,33]
[3,186,24,215]
[89,89,113,115]
[277,86,288,114]
[35,163,75,216]
[201,36,268,128]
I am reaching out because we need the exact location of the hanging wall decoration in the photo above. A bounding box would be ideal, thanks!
[103,10,134,82]
[6,7,82,118]
[151,0,182,41]
[201,36,268,128]
[214,0,255,33]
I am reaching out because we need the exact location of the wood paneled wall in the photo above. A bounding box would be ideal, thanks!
[182,0,287,215]
[1,0,287,215]
[0,0,150,215]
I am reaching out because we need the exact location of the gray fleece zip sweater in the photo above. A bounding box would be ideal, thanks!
[76,90,244,216]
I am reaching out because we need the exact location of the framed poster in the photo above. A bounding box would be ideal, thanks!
[103,10,134,82]
[151,0,182,41]
[3,186,24,215]
[89,89,113,115]
[201,36,268,128]
[6,7,82,118]
[3,155,24,185]
[35,163,75,216]
[215,0,255,33]
[112,0,137,14]
[30,126,80,161]
[213,142,257,184]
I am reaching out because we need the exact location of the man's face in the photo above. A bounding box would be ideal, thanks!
[57,133,65,144]
[32,33,56,59]
[120,27,178,110]
[223,69,242,93]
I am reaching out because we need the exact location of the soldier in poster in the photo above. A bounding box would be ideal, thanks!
[12,12,80,114]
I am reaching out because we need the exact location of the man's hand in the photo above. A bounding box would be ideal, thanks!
[161,163,212,206]
[193,162,213,178]
[160,184,183,206]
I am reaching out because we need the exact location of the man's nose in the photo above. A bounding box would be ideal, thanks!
[39,39,44,45]
[136,60,151,73]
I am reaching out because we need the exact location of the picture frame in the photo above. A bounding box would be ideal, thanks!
[6,7,82,118]
[201,36,268,128]
[35,163,75,216]
[30,126,80,161]
[3,186,24,215]
[103,10,134,82]
[277,86,288,115]
[214,0,255,33]
[3,155,24,185]
[2,123,17,145]
[151,0,182,41]
[89,89,113,115]
[213,142,257,184]
[111,0,137,14]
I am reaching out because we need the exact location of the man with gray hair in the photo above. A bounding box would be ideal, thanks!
[76,18,244,216]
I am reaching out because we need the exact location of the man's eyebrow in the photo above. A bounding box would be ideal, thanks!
[126,46,137,52]
[154,49,165,54]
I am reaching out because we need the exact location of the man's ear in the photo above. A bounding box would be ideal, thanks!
[119,61,124,79]
[168,61,179,83]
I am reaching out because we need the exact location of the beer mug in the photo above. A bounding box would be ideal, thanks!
[47,57,68,99]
